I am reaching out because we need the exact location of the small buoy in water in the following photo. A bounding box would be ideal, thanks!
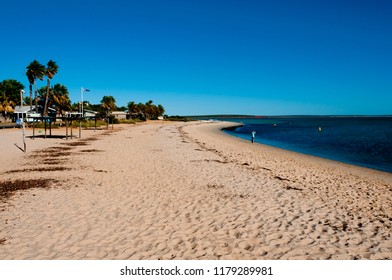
[318,127,322,132]
[274,124,277,126]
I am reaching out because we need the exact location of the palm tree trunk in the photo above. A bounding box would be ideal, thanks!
[29,84,33,112]
[34,80,38,113]
[43,79,50,116]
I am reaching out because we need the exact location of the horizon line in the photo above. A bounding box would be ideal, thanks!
[185,114,392,118]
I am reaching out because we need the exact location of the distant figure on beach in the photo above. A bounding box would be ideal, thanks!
[251,130,256,143]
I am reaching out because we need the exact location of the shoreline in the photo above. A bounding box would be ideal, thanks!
[186,121,392,184]
[1,121,391,259]
[219,121,392,176]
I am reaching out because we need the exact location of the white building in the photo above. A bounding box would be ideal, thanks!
[110,111,127,120]
[13,106,56,122]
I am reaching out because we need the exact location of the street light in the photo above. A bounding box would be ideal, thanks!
[80,87,90,138]
[20,89,25,109]
[81,87,90,118]
[20,89,26,152]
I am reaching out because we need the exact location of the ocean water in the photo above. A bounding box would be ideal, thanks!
[217,117,392,173]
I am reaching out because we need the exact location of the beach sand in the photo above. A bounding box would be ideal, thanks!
[0,121,391,260]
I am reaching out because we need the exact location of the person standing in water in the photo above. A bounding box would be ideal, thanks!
[251,130,256,143]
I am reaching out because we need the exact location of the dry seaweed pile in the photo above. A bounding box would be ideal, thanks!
[0,133,111,206]
[0,179,57,202]
[80,149,103,153]
[4,167,71,174]
[29,146,73,159]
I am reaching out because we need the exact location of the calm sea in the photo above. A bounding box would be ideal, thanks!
[213,116,392,173]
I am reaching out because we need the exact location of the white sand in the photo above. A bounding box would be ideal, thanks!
[0,121,391,259]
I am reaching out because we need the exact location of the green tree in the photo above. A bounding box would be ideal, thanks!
[43,60,59,116]
[100,95,116,112]
[52,84,71,116]
[0,79,24,120]
[37,86,51,109]
[0,87,6,117]
[23,96,32,106]
[71,102,80,112]
[88,103,101,112]
[145,100,153,119]
[0,79,24,106]
[127,101,137,114]
[26,71,34,111]
[127,100,165,120]
[157,104,165,117]
[53,84,71,115]
[137,102,146,120]
[38,84,71,117]
[0,90,6,108]
[26,60,45,111]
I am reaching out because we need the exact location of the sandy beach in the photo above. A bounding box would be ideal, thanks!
[0,121,391,260]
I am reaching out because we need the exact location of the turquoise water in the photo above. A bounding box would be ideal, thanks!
[215,116,392,173]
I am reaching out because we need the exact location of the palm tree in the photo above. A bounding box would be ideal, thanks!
[43,60,59,116]
[157,104,165,117]
[26,60,45,111]
[136,102,146,120]
[127,101,137,114]
[38,84,71,117]
[52,84,71,116]
[26,71,34,111]
[145,100,153,119]
[37,86,51,108]
[100,95,116,111]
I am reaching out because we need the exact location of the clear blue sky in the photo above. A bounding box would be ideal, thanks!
[1,0,391,116]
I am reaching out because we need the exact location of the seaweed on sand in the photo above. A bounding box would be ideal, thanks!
[0,179,57,202]
[62,141,89,147]
[4,167,71,174]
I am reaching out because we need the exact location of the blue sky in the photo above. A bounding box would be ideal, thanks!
[1,0,391,116]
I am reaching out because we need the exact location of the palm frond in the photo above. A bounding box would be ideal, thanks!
[46,60,59,79]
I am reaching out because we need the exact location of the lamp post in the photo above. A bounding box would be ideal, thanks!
[81,87,84,118]
[80,87,90,137]
[20,89,24,107]
[20,89,26,152]
[79,102,82,138]
[80,87,90,118]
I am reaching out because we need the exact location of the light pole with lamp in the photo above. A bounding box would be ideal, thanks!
[20,89,26,152]
[80,87,90,138]
[78,101,82,138]
[81,87,90,117]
